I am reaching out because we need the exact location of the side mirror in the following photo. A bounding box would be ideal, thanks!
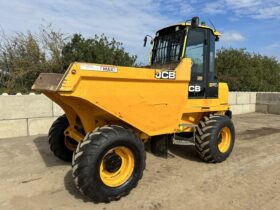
[143,36,147,47]
[144,35,153,47]
[191,16,199,28]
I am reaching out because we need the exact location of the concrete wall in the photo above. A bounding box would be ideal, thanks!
[0,92,278,138]
[229,92,256,115]
[256,93,280,115]
[0,94,63,138]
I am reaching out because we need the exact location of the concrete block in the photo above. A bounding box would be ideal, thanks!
[242,104,255,113]
[0,95,53,120]
[256,104,268,113]
[28,117,57,136]
[256,93,266,104]
[0,119,27,138]
[230,104,255,115]
[53,102,64,116]
[268,104,280,115]
[230,104,243,115]
[236,92,251,105]
[250,92,257,104]
[228,92,237,105]
[257,93,280,104]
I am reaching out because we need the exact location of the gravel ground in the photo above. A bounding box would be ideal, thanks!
[0,113,280,210]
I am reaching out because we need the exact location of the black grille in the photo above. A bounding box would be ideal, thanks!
[151,29,184,65]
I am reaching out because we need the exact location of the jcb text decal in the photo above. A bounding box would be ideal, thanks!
[189,85,201,92]
[155,71,176,80]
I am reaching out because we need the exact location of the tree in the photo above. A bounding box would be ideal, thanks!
[0,30,137,94]
[62,34,137,68]
[216,48,280,91]
[0,26,65,94]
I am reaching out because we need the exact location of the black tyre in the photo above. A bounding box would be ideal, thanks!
[195,114,235,163]
[48,115,75,162]
[72,125,146,203]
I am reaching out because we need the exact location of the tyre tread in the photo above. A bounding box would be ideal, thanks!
[72,125,145,203]
[194,114,235,163]
[48,115,73,161]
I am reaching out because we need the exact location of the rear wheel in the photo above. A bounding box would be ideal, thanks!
[72,125,146,203]
[48,115,76,162]
[195,114,235,163]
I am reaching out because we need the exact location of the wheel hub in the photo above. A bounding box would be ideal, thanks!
[99,146,135,187]
[103,152,122,173]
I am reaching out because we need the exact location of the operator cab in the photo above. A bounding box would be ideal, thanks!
[147,17,221,99]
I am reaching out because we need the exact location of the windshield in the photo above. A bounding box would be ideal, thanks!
[151,26,185,65]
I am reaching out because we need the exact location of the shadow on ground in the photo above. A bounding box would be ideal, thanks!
[64,170,92,203]
[33,136,70,167]
[168,143,203,162]
[144,140,202,162]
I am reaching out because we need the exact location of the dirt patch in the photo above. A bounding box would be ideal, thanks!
[0,113,280,210]
[238,127,280,140]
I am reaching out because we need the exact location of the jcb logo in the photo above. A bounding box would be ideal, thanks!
[189,85,201,92]
[155,71,176,80]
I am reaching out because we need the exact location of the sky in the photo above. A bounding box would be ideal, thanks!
[0,0,279,64]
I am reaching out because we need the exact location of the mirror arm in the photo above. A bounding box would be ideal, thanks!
[143,35,154,47]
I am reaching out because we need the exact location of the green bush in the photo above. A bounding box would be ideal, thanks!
[216,48,280,91]
[0,27,65,94]
[0,30,136,94]
[62,34,137,68]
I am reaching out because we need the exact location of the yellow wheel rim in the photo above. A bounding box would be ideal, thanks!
[99,146,135,187]
[218,127,231,153]
[64,137,77,151]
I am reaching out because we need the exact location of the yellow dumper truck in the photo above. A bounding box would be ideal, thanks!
[32,17,235,202]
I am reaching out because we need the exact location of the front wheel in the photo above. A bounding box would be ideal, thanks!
[72,125,146,203]
[195,114,235,163]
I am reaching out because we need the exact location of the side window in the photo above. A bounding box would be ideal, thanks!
[185,29,205,77]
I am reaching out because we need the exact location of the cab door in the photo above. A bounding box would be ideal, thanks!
[206,31,219,98]
[185,28,218,99]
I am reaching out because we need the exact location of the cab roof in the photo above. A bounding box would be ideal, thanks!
[158,22,221,36]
